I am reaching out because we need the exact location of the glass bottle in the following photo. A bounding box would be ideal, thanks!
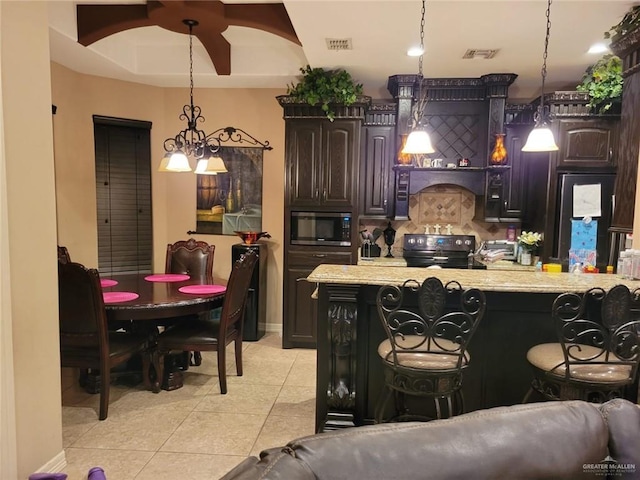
[225,176,235,213]
[490,133,508,165]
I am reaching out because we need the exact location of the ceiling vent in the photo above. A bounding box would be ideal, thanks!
[463,49,499,59]
[326,38,353,51]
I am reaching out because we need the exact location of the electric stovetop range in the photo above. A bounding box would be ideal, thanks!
[402,234,486,269]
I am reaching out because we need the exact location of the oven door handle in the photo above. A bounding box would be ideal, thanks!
[432,256,449,262]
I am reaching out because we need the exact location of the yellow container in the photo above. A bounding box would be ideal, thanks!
[545,263,562,273]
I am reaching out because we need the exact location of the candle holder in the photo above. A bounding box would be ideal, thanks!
[383,222,396,258]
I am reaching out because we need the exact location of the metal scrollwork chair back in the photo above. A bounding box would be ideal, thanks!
[524,285,640,403]
[375,277,486,423]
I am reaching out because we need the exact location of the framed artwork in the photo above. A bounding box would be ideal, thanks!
[195,146,264,235]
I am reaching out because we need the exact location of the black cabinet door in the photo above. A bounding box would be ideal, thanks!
[360,125,393,217]
[283,250,353,349]
[283,265,318,348]
[556,118,617,168]
[502,125,528,219]
[321,121,359,208]
[287,121,322,207]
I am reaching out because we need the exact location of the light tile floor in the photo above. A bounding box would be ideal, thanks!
[61,334,316,480]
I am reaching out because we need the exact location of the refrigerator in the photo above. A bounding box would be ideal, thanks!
[556,173,616,271]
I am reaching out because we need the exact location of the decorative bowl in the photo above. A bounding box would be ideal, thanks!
[234,231,271,245]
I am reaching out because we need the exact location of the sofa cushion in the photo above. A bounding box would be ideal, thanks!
[222,400,617,480]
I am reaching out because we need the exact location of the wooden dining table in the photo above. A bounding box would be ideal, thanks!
[101,272,227,391]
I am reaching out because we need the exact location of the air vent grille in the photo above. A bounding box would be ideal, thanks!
[326,38,353,51]
[462,49,499,59]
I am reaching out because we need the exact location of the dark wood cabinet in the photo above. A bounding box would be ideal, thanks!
[556,118,617,168]
[283,250,352,348]
[279,96,370,349]
[360,125,394,217]
[286,120,359,209]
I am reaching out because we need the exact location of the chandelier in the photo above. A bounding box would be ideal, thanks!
[522,0,559,152]
[160,19,272,174]
[402,0,435,155]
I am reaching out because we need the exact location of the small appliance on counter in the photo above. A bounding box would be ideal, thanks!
[360,228,382,258]
[483,240,518,261]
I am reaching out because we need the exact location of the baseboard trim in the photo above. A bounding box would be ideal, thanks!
[34,450,66,474]
[266,323,282,335]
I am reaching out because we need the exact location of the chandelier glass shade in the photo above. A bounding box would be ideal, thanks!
[161,19,271,173]
[522,0,559,153]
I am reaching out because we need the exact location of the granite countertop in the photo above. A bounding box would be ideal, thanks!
[307,264,639,293]
[357,256,536,271]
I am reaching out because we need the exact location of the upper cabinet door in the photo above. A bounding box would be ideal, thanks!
[360,125,393,217]
[557,119,618,168]
[321,120,359,208]
[287,121,322,207]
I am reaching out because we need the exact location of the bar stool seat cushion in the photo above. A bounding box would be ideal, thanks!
[526,343,632,383]
[378,336,469,370]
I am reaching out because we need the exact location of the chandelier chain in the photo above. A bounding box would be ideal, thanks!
[418,0,425,77]
[189,23,194,109]
[539,0,552,109]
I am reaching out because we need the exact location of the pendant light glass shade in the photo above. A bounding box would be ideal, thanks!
[194,158,217,175]
[158,153,171,172]
[402,130,435,154]
[165,151,192,172]
[522,125,559,152]
[194,155,227,174]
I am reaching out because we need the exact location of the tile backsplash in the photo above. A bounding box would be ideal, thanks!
[359,185,515,256]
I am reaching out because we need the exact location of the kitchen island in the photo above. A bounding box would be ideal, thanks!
[307,265,639,432]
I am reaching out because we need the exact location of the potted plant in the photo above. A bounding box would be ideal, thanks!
[576,54,623,114]
[517,231,542,266]
[286,65,364,121]
[604,5,640,42]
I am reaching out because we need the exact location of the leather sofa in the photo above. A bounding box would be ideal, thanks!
[222,399,640,480]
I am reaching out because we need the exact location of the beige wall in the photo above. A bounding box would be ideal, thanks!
[2,2,62,477]
[51,63,286,331]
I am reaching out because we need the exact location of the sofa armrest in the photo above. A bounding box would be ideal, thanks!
[600,398,640,471]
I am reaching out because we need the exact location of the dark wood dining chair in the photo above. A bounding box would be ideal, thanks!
[57,245,71,264]
[165,238,215,281]
[165,238,216,366]
[58,261,153,420]
[152,250,258,394]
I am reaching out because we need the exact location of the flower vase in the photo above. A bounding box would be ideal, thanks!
[490,133,508,165]
[520,250,532,266]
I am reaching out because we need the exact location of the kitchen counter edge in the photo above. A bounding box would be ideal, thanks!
[307,264,639,293]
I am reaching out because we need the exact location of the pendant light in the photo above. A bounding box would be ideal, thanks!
[522,0,559,152]
[160,19,272,173]
[402,0,435,155]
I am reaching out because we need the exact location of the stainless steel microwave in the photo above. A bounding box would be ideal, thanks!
[290,212,352,246]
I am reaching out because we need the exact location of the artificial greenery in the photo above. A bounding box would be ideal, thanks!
[605,5,640,41]
[576,54,623,114]
[287,65,363,121]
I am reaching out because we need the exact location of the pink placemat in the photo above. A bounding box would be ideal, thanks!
[103,291,139,303]
[144,274,190,282]
[178,284,227,295]
[100,279,118,288]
